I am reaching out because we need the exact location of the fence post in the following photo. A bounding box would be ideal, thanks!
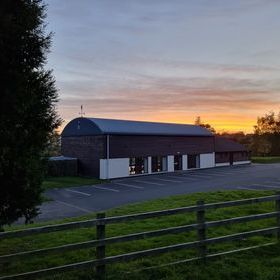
[96,212,106,280]
[276,193,280,242]
[196,200,207,261]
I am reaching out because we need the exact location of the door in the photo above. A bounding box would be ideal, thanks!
[174,155,182,171]
[152,156,167,172]
[188,154,200,169]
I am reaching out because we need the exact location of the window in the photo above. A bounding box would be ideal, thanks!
[152,156,167,172]
[174,155,182,170]
[188,154,200,169]
[129,157,148,175]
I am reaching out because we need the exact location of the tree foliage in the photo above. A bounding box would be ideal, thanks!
[218,131,251,148]
[194,116,216,134]
[220,112,280,156]
[45,130,61,157]
[0,0,61,227]
[251,112,280,156]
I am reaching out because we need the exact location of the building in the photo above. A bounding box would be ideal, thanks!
[215,136,251,167]
[61,117,250,179]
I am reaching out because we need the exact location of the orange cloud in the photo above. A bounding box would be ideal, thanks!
[58,72,280,134]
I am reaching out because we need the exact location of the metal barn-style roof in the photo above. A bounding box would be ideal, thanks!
[215,136,248,152]
[62,117,213,137]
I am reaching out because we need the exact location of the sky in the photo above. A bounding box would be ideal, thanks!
[46,0,280,133]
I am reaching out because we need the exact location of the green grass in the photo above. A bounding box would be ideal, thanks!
[42,176,106,189]
[1,190,280,280]
[251,156,280,164]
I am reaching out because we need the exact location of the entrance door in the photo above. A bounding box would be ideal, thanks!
[188,154,200,169]
[174,155,182,171]
[152,156,167,172]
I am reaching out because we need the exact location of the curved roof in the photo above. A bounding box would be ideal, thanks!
[62,117,213,137]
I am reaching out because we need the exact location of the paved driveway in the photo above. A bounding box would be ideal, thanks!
[39,163,280,221]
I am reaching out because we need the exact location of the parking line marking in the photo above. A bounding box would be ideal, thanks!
[251,184,280,189]
[266,181,280,185]
[93,186,120,192]
[228,171,249,174]
[113,179,127,183]
[156,178,183,183]
[188,174,211,178]
[169,175,197,180]
[165,175,183,179]
[65,189,91,196]
[261,186,280,189]
[56,200,93,213]
[200,172,226,176]
[212,171,229,174]
[179,175,197,180]
[183,174,209,179]
[188,172,224,177]
[237,187,260,191]
[134,180,164,186]
[114,182,144,189]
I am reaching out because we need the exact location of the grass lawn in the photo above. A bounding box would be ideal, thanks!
[42,176,106,189]
[251,156,280,164]
[1,190,280,280]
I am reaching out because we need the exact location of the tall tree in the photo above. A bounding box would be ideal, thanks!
[0,0,61,227]
[194,116,216,134]
[252,112,280,156]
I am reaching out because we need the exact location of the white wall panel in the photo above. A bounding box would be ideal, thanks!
[100,158,129,179]
[99,159,107,179]
[182,155,188,170]
[167,155,174,172]
[200,153,215,169]
[148,156,152,174]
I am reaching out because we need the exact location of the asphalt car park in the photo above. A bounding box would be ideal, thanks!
[40,163,280,221]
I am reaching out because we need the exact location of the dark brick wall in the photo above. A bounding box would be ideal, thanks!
[61,134,215,176]
[61,136,106,177]
[215,152,250,164]
[109,135,215,158]
[233,152,250,162]
[215,152,230,163]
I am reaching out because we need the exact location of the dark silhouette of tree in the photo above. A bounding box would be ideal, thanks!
[46,130,61,157]
[0,0,61,228]
[218,131,251,146]
[194,112,280,156]
[251,112,280,156]
[194,116,216,134]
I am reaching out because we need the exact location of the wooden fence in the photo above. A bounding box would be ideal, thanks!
[0,194,280,280]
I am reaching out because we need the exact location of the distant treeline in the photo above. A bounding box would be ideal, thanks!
[196,112,280,156]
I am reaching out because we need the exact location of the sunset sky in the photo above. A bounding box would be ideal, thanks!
[46,0,280,133]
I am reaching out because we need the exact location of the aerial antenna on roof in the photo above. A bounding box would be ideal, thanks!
[79,105,85,118]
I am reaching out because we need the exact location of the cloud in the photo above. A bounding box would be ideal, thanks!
[59,75,280,116]
[45,0,280,133]
[55,56,280,128]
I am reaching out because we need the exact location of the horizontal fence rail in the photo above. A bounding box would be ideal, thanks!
[0,227,278,280]
[0,194,280,280]
[128,241,277,274]
[1,211,278,263]
[1,195,279,240]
